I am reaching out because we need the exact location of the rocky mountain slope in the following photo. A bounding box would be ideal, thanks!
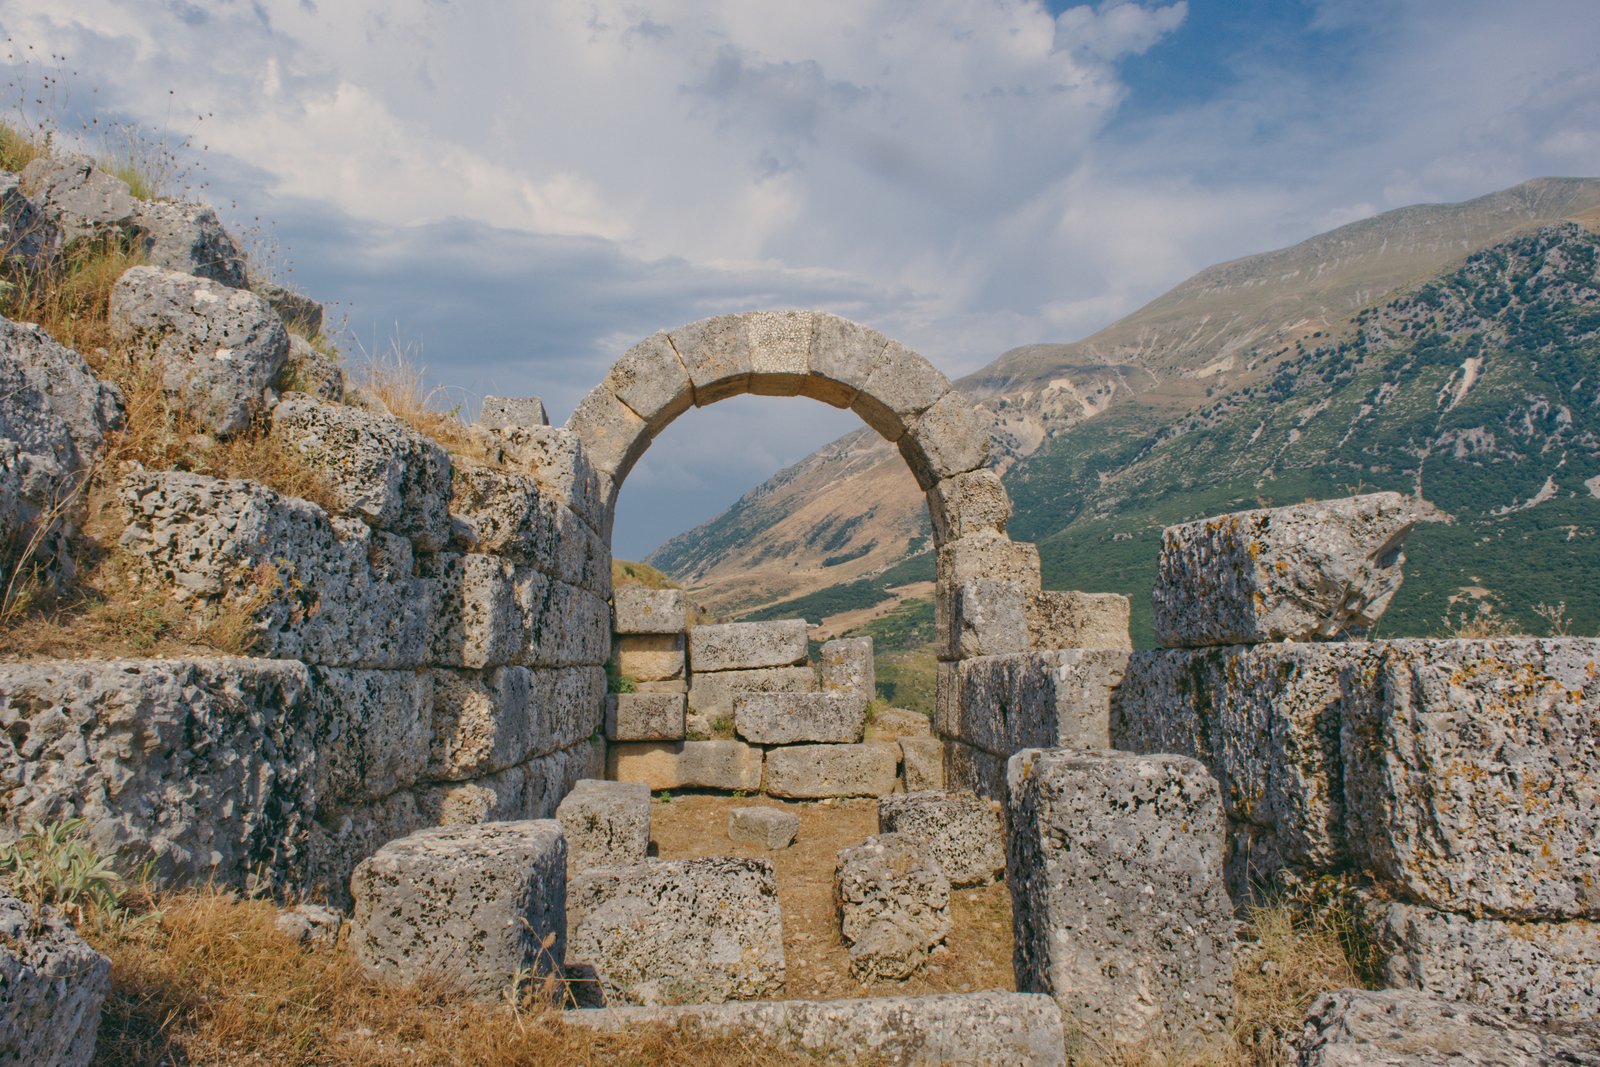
[648,178,1600,640]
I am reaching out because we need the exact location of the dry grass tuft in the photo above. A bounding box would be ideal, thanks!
[0,118,48,172]
[2,235,146,355]
[358,345,497,463]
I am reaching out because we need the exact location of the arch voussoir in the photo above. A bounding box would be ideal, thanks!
[927,468,1012,542]
[850,339,952,442]
[602,331,694,435]
[898,390,995,491]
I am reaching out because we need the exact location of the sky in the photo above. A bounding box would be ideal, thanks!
[3,0,1599,557]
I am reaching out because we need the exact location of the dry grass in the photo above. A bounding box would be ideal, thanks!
[358,346,497,464]
[86,888,831,1067]
[0,118,47,172]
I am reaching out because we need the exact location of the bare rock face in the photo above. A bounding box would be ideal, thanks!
[555,779,651,873]
[834,833,951,981]
[20,153,139,247]
[134,198,248,288]
[877,790,1005,888]
[0,171,58,272]
[1153,491,1416,647]
[0,889,111,1067]
[1297,988,1600,1066]
[109,264,289,436]
[269,393,453,550]
[351,820,568,1000]
[567,857,785,1005]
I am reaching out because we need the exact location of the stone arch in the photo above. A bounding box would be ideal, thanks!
[565,310,1018,553]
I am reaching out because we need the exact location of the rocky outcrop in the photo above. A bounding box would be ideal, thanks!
[135,198,248,287]
[0,171,58,272]
[20,154,139,248]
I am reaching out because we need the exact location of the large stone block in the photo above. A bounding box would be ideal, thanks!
[605,692,686,742]
[607,740,764,792]
[872,707,931,740]
[935,535,1039,658]
[820,636,874,699]
[764,743,900,799]
[425,553,524,668]
[735,692,866,744]
[0,889,111,1067]
[598,331,694,431]
[523,575,611,668]
[746,310,817,397]
[669,314,755,406]
[418,739,603,833]
[926,468,1011,542]
[612,585,687,634]
[448,462,560,576]
[565,384,649,482]
[1153,492,1415,647]
[728,806,800,850]
[109,265,288,436]
[427,666,603,781]
[1027,591,1131,651]
[486,424,606,534]
[478,395,549,429]
[940,649,1127,758]
[835,833,951,981]
[556,779,652,873]
[1342,638,1600,920]
[878,790,1005,888]
[898,391,993,491]
[1298,988,1600,1066]
[281,334,344,402]
[687,665,816,720]
[350,820,567,1000]
[309,666,433,806]
[853,339,949,440]
[950,579,1030,658]
[567,857,785,1005]
[942,737,1007,801]
[804,313,888,408]
[253,280,323,337]
[561,991,1068,1067]
[613,633,685,682]
[899,737,946,792]
[1007,749,1234,1051]
[689,620,809,672]
[20,153,137,246]
[1367,900,1600,1023]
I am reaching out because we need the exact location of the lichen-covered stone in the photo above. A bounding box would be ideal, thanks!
[135,197,248,287]
[253,280,323,337]
[820,636,874,698]
[951,579,1030,658]
[613,585,687,634]
[687,665,816,721]
[1297,988,1600,1066]
[926,468,1011,542]
[735,692,866,744]
[109,265,289,436]
[487,424,606,534]
[689,620,809,672]
[606,692,686,742]
[835,833,951,981]
[427,666,603,781]
[1027,591,1131,651]
[614,633,685,681]
[728,805,800,850]
[0,888,111,1067]
[943,738,1007,801]
[309,666,433,806]
[567,857,785,1005]
[1007,749,1234,1050]
[522,575,611,668]
[20,153,137,247]
[424,553,523,668]
[1153,492,1415,647]
[764,743,900,799]
[479,395,549,429]
[270,394,453,550]
[939,649,1127,758]
[280,334,345,402]
[556,779,651,873]
[350,820,567,1000]
[607,740,764,792]
[878,790,1005,888]
[935,535,1039,658]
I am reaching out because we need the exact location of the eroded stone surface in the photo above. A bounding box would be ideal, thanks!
[940,649,1128,758]
[688,665,816,721]
[820,636,874,699]
[556,779,651,873]
[1027,591,1131,651]
[689,620,809,673]
[0,171,57,272]
[0,889,111,1067]
[281,335,345,402]
[835,833,951,981]
[479,395,549,429]
[899,737,946,792]
[21,153,138,247]
[614,633,685,682]
[275,904,343,946]
[136,198,248,287]
[878,790,1005,888]
[951,579,1030,658]
[926,468,1011,543]
[735,692,866,744]
[728,805,800,850]
[606,692,686,742]
[764,743,899,799]
[612,586,687,634]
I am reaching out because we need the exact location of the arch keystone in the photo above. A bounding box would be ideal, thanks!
[668,315,753,406]
[746,310,817,397]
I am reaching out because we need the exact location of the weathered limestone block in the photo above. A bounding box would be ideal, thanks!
[612,585,687,634]
[271,394,453,550]
[595,331,693,432]
[1153,492,1416,647]
[109,265,289,436]
[764,743,900,799]
[939,649,1128,758]
[608,740,764,792]
[275,903,343,946]
[951,578,1030,658]
[1367,900,1600,1023]
[1344,637,1600,920]
[898,391,994,491]
[253,280,323,337]
[735,692,866,744]
[565,384,649,482]
[835,833,951,981]
[135,198,248,287]
[943,738,1007,800]
[20,153,137,246]
[606,692,686,742]
[0,890,111,1067]
[556,779,652,872]
[0,171,58,272]
[935,534,1039,658]
[669,314,755,406]
[479,395,549,429]
[872,707,931,740]
[746,309,817,397]
[853,339,950,440]
[689,620,809,673]
[488,424,606,534]
[926,468,1011,542]
[428,666,603,781]
[805,313,888,408]
[820,636,874,698]
[350,821,567,1000]
[728,806,800,849]
[567,857,785,1005]
[281,335,345,402]
[0,657,316,888]
[899,737,945,792]
[1297,988,1600,1066]
[634,679,688,694]
[688,665,816,720]
[613,633,685,681]
[118,471,433,667]
[448,462,554,571]
[561,991,1068,1067]
[419,739,603,832]
[522,574,612,668]
[425,553,522,667]
[878,790,1005,888]
[309,666,432,806]
[1007,749,1234,1051]
[1027,590,1131,650]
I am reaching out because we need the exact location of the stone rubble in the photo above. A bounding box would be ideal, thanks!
[834,833,951,981]
[727,805,800,850]
[0,888,111,1067]
[877,790,1006,888]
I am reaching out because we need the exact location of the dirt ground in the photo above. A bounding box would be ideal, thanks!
[648,793,1015,1001]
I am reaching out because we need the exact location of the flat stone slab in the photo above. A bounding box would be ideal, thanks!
[612,586,687,634]
[556,779,651,872]
[567,857,785,1005]
[0,888,111,1067]
[689,620,809,672]
[1007,749,1234,1051]
[605,692,686,742]
[735,692,866,744]
[764,743,900,799]
[728,806,800,849]
[1026,591,1131,651]
[607,740,763,792]
[878,790,1005,887]
[561,991,1067,1067]
[1298,988,1600,1066]
[350,820,567,1000]
[1153,491,1415,647]
[836,833,951,981]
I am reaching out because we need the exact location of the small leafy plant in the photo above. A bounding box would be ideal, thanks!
[0,817,125,929]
